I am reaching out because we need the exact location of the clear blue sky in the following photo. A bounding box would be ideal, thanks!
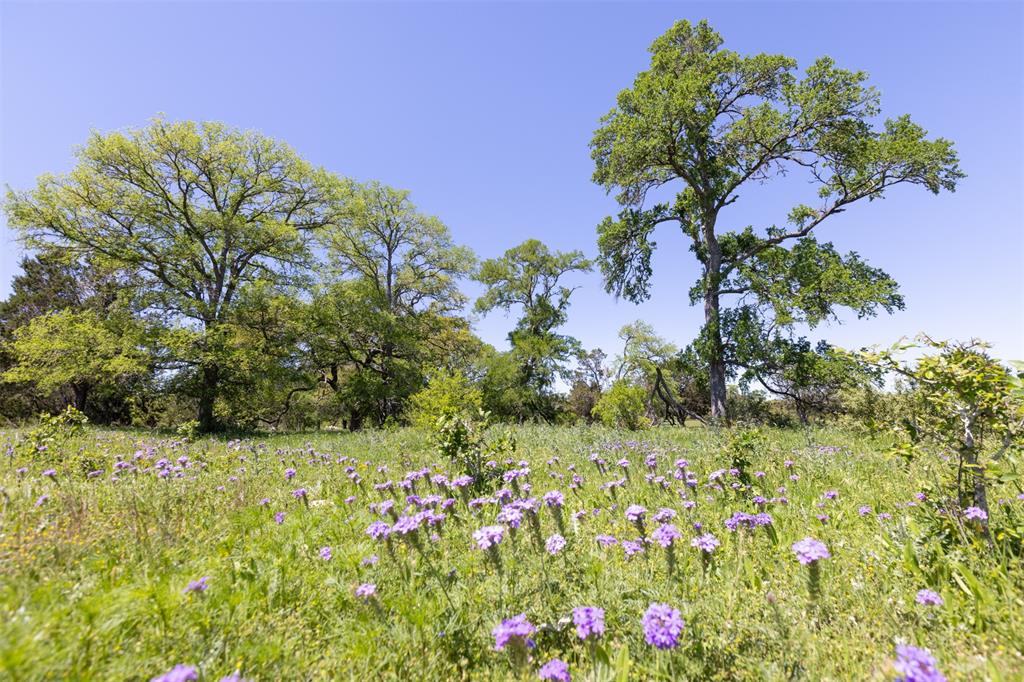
[2,1,1022,361]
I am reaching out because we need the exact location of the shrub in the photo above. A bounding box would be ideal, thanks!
[409,370,483,430]
[592,380,650,430]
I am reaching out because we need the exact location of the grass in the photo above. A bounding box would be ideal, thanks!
[1,424,1022,681]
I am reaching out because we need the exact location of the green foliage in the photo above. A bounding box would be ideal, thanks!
[431,410,515,491]
[863,337,1024,525]
[3,308,149,412]
[20,405,89,457]
[4,117,345,431]
[475,240,592,421]
[590,19,962,417]
[2,425,1022,680]
[409,370,483,430]
[592,380,650,430]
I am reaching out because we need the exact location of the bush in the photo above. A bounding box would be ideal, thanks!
[592,380,650,430]
[408,370,483,429]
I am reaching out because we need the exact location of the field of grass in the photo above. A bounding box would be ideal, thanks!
[1,424,1022,681]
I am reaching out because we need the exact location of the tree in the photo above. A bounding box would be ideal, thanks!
[864,337,1024,530]
[5,118,343,431]
[590,20,963,420]
[567,348,609,423]
[475,239,592,421]
[737,336,878,424]
[309,181,476,428]
[3,308,148,413]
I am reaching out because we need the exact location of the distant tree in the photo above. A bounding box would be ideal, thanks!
[737,336,880,424]
[309,182,476,428]
[590,20,963,420]
[5,118,343,431]
[566,348,609,423]
[3,308,148,414]
[475,239,592,422]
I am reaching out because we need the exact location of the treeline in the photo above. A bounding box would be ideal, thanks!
[1,20,971,433]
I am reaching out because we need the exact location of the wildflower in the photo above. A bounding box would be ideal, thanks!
[366,521,392,540]
[274,511,286,525]
[625,505,647,522]
[473,525,505,550]
[543,490,564,507]
[355,583,376,599]
[652,507,676,523]
[963,506,987,521]
[545,534,566,555]
[622,540,645,558]
[791,537,830,564]
[823,490,838,500]
[892,644,946,682]
[362,554,379,566]
[651,523,681,548]
[858,505,872,516]
[916,589,943,606]
[641,602,684,649]
[284,467,296,480]
[34,494,49,507]
[183,577,209,594]
[319,546,332,561]
[572,606,605,640]
[691,533,720,553]
[492,613,536,651]
[595,534,617,547]
[291,488,307,500]
[150,664,198,682]
[538,658,570,682]
[42,468,57,479]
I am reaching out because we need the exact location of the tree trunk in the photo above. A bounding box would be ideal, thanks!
[72,382,90,414]
[704,287,728,422]
[197,363,220,433]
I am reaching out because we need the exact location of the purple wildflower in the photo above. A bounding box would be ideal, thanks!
[34,494,49,507]
[651,523,681,548]
[150,664,198,682]
[291,488,307,500]
[791,537,830,565]
[622,540,645,558]
[366,521,392,540]
[641,602,684,649]
[538,658,570,682]
[963,506,987,521]
[543,490,564,508]
[274,511,286,525]
[355,583,376,599]
[284,468,296,480]
[492,613,536,651]
[625,505,647,522]
[691,533,720,553]
[473,525,505,550]
[595,534,617,547]
[182,577,209,594]
[545,534,566,555]
[893,644,946,682]
[571,606,605,640]
[915,589,944,606]
[319,546,332,561]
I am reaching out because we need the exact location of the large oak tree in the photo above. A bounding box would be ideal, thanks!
[5,118,343,431]
[590,20,962,420]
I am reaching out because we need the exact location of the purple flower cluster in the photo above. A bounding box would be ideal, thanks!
[538,658,570,681]
[473,525,505,550]
[791,537,830,564]
[492,613,536,650]
[651,523,681,548]
[641,602,684,649]
[571,606,605,640]
[691,533,720,553]
[724,511,772,531]
[893,644,946,682]
[545,534,566,555]
[915,589,943,606]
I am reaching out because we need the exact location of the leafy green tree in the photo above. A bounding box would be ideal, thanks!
[475,239,592,421]
[5,118,343,431]
[590,20,963,420]
[593,379,650,430]
[309,182,476,428]
[566,348,609,423]
[3,308,148,413]
[737,337,880,424]
[408,369,483,430]
[865,337,1024,529]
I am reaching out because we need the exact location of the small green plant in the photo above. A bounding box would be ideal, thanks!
[23,405,88,457]
[176,419,202,442]
[432,409,514,492]
[409,370,483,430]
[592,380,650,430]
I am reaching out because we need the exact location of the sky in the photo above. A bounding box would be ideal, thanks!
[1,1,1022,364]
